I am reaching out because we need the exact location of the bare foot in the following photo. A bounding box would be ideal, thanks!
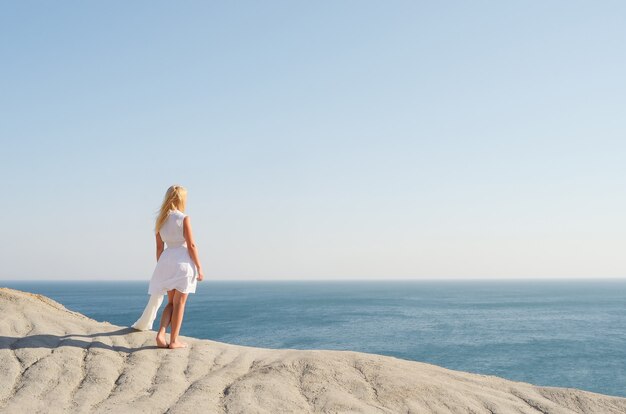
[156,332,168,348]
[168,341,188,349]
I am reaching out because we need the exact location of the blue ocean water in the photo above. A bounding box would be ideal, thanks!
[3,279,626,398]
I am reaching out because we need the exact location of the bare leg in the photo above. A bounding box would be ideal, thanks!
[169,289,188,349]
[156,290,175,348]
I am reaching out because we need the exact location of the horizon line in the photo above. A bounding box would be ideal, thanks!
[2,276,626,283]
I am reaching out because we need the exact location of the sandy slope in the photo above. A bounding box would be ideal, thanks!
[0,288,625,414]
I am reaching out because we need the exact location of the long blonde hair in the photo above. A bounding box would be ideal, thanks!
[155,185,188,233]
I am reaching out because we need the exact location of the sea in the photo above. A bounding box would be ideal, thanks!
[3,279,626,398]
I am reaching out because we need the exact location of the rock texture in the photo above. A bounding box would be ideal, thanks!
[1,287,625,414]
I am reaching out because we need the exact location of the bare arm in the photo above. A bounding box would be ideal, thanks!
[183,216,204,281]
[155,232,164,262]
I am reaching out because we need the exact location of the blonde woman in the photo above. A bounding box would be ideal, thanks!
[134,185,204,349]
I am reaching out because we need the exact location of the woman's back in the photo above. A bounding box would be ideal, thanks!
[159,210,186,248]
[149,207,197,296]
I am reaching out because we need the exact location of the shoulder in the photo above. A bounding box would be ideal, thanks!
[172,209,187,218]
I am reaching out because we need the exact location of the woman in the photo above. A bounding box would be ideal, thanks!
[137,185,204,349]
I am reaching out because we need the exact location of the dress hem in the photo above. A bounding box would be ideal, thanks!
[148,287,196,296]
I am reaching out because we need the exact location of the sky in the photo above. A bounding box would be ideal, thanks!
[1,1,625,281]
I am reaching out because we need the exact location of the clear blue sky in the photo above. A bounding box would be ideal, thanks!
[1,1,625,280]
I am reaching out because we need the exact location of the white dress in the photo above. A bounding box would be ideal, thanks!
[148,209,198,296]
[131,294,164,331]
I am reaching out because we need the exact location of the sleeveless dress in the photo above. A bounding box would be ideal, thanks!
[148,209,198,296]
